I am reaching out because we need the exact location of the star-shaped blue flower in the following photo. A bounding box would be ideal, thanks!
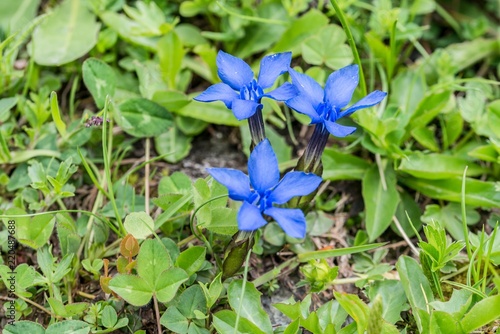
[194,51,297,121]
[286,65,387,137]
[207,139,322,239]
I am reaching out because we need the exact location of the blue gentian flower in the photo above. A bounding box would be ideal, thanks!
[207,139,322,239]
[286,65,387,137]
[194,51,297,121]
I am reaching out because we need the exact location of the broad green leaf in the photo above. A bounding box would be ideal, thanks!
[101,305,118,329]
[32,0,100,66]
[393,189,422,237]
[0,0,40,33]
[152,90,191,112]
[367,280,408,324]
[400,175,500,208]
[468,144,499,163]
[175,100,240,126]
[362,164,400,241]
[409,90,452,130]
[115,98,174,138]
[298,243,385,262]
[213,310,266,334]
[430,289,472,317]
[82,58,116,109]
[124,211,155,240]
[154,126,192,163]
[160,306,189,333]
[302,25,353,70]
[45,320,90,334]
[334,292,369,334]
[322,148,371,181]
[176,285,207,318]
[422,203,480,240]
[227,280,273,333]
[155,268,189,303]
[4,321,45,334]
[158,171,192,195]
[0,263,36,297]
[158,30,185,88]
[17,213,55,249]
[272,9,328,55]
[396,256,433,333]
[233,2,288,59]
[56,213,81,256]
[430,311,463,334]
[398,152,484,179]
[175,246,206,277]
[136,238,171,287]
[108,275,152,306]
[411,126,440,152]
[460,294,500,333]
[204,207,238,236]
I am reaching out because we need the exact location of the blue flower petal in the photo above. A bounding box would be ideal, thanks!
[264,82,297,101]
[264,207,306,239]
[269,171,322,204]
[207,168,252,201]
[231,99,260,120]
[217,51,254,91]
[238,201,268,231]
[286,95,322,123]
[289,69,324,108]
[194,83,238,108]
[248,139,280,193]
[339,90,387,118]
[324,120,357,137]
[324,65,359,110]
[257,52,292,89]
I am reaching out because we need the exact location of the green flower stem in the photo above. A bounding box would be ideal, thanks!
[102,100,126,236]
[234,248,253,333]
[248,108,266,148]
[329,0,367,96]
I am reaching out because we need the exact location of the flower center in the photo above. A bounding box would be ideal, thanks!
[248,189,273,212]
[317,102,337,122]
[240,79,264,102]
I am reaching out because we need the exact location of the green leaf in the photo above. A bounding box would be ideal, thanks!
[32,0,100,66]
[82,58,116,109]
[334,292,370,334]
[160,306,189,333]
[367,280,408,324]
[272,9,328,55]
[154,268,189,303]
[362,164,400,241]
[176,285,207,318]
[115,98,174,138]
[158,171,192,195]
[101,305,118,329]
[0,0,40,33]
[393,190,422,238]
[422,203,480,240]
[17,213,56,249]
[158,31,185,88]
[227,280,273,333]
[50,92,67,138]
[45,320,90,334]
[396,256,433,333]
[175,100,240,126]
[298,243,386,262]
[204,207,238,236]
[152,90,191,112]
[136,238,171,287]
[124,212,155,240]
[175,246,206,277]
[460,294,500,333]
[400,175,500,208]
[213,310,266,334]
[108,275,153,306]
[301,25,353,70]
[154,126,192,163]
[4,321,45,334]
[398,152,484,179]
[430,311,463,334]
[322,148,371,181]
